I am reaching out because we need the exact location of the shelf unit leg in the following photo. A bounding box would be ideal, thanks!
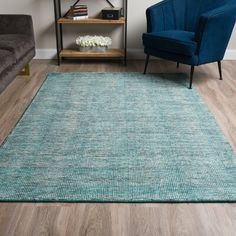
[58,0,63,50]
[54,0,61,66]
[53,0,61,66]
[124,0,128,66]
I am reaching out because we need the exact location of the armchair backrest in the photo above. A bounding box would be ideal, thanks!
[147,0,236,32]
[184,0,236,31]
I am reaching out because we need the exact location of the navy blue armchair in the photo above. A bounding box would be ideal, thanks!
[142,0,236,89]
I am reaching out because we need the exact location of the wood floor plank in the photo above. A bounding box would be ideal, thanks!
[0,60,236,236]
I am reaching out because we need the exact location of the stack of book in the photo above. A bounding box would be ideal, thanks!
[67,4,88,20]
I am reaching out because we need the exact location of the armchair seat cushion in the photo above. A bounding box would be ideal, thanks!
[143,30,197,57]
[0,34,35,61]
[0,49,15,75]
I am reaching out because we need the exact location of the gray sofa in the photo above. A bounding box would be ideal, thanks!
[0,15,35,93]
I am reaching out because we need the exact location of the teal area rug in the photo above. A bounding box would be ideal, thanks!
[0,72,236,202]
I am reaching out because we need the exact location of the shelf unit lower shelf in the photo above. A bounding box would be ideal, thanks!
[60,49,124,58]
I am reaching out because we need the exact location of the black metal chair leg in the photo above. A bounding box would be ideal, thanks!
[218,61,223,80]
[177,62,180,68]
[143,54,150,74]
[189,66,194,89]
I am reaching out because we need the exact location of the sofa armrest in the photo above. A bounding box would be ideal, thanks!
[0,15,34,37]
[195,4,236,63]
[146,0,175,33]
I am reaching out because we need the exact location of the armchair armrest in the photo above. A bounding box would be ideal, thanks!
[0,15,34,37]
[195,5,236,64]
[146,0,175,33]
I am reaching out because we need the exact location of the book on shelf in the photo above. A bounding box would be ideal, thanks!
[71,9,88,13]
[66,4,88,20]
[71,5,88,9]
[71,6,87,11]
[67,15,89,20]
[68,12,88,16]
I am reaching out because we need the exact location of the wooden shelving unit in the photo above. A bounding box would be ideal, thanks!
[53,0,128,65]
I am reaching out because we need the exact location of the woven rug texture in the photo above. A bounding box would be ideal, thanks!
[0,72,235,202]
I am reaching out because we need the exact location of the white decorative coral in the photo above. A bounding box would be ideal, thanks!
[76,35,112,47]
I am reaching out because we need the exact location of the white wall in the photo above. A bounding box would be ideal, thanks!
[1,0,236,59]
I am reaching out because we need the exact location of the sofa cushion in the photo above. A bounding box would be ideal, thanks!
[143,30,197,57]
[0,34,34,61]
[0,49,16,75]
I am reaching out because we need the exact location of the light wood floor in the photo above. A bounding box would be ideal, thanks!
[0,60,236,236]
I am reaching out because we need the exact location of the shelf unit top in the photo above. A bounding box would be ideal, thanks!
[58,17,125,25]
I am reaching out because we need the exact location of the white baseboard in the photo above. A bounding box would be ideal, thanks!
[127,49,236,60]
[224,49,236,60]
[127,49,146,59]
[35,49,57,59]
[35,48,236,60]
